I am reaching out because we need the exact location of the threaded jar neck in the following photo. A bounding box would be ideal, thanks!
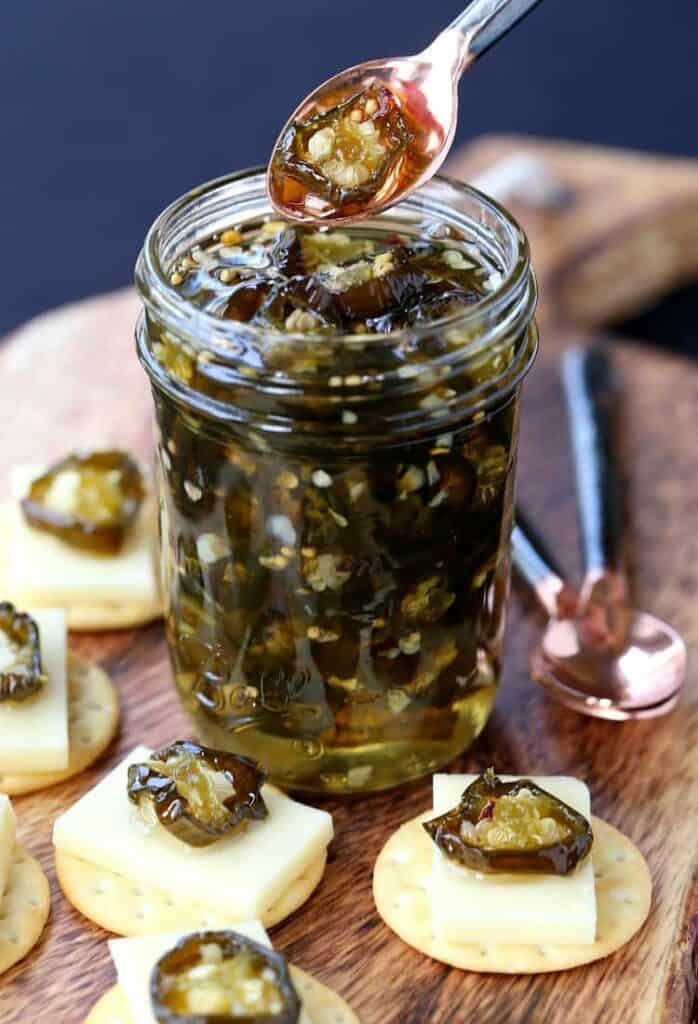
[136,169,537,446]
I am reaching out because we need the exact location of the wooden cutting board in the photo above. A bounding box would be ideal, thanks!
[1,138,698,1024]
[449,135,698,331]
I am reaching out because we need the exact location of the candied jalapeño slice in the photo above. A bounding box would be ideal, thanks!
[423,768,593,875]
[21,450,145,555]
[151,930,301,1024]
[284,244,477,330]
[271,85,414,217]
[0,602,47,703]
[127,741,268,847]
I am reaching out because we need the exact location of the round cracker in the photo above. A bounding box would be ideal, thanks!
[0,499,163,632]
[0,654,119,796]
[291,966,360,1024]
[56,848,327,936]
[0,845,50,974]
[86,968,359,1024]
[373,813,651,974]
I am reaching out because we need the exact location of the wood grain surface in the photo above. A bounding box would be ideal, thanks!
[1,138,698,1024]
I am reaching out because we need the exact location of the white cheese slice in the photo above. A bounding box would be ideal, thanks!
[430,774,596,947]
[0,608,69,772]
[7,466,159,608]
[110,921,316,1024]
[54,746,334,920]
[110,921,270,1024]
[0,796,17,902]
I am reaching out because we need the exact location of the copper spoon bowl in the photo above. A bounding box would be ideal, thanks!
[511,347,686,720]
[267,0,544,224]
[512,515,684,721]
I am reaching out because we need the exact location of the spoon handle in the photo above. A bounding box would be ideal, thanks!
[561,346,624,575]
[511,508,570,619]
[448,0,545,61]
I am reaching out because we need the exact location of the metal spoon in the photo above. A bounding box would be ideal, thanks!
[511,346,686,720]
[512,512,682,720]
[268,0,544,223]
[561,346,685,708]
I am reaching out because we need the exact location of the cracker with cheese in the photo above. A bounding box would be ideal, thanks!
[85,921,359,1024]
[1,455,162,632]
[0,798,51,974]
[374,771,652,973]
[0,607,119,795]
[54,744,334,935]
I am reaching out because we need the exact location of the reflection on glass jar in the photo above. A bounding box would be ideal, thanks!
[136,171,537,793]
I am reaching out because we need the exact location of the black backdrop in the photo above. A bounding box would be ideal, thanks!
[2,0,697,338]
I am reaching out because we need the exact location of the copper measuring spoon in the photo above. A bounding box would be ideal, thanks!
[268,0,544,223]
[511,347,686,720]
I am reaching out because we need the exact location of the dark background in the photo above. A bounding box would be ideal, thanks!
[2,0,698,339]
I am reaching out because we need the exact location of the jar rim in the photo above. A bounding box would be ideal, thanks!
[135,168,537,438]
[136,166,533,349]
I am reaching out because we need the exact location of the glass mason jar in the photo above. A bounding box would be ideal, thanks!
[135,169,537,794]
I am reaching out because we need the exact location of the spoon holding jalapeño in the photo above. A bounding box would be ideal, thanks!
[268,0,544,224]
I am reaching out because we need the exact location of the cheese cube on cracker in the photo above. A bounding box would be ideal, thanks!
[431,774,597,947]
[7,466,159,613]
[109,921,270,1024]
[95,921,359,1024]
[54,746,334,921]
[0,609,69,773]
